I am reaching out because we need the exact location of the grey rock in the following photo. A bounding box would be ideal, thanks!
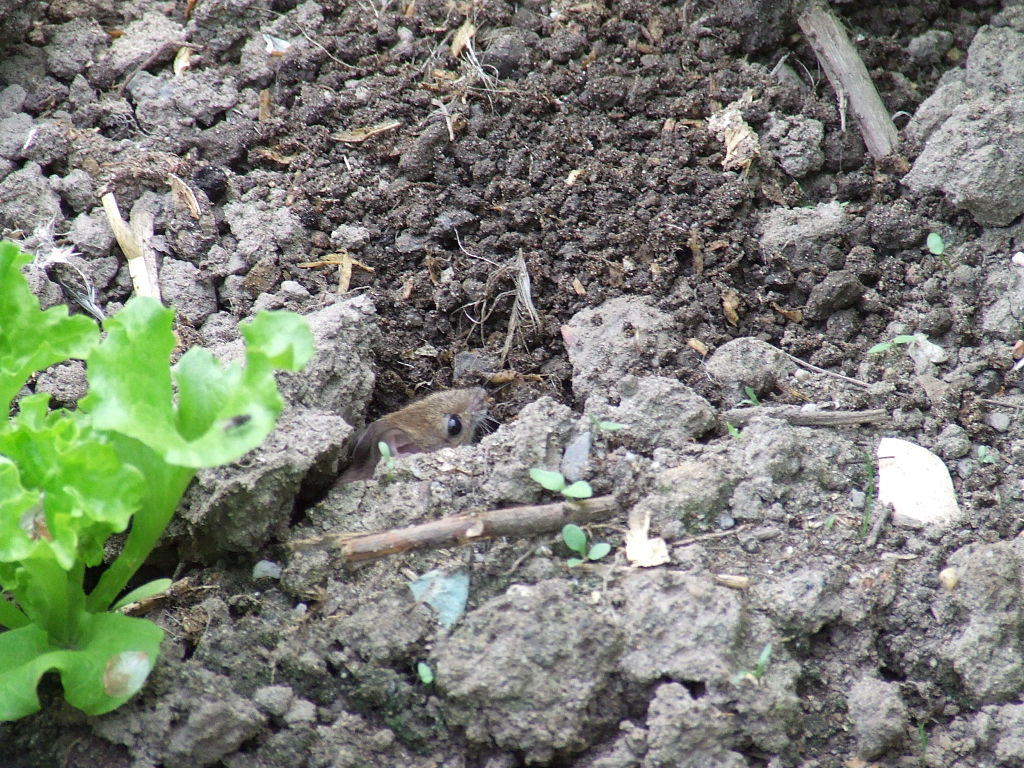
[46,20,108,81]
[56,169,97,213]
[253,685,294,717]
[643,682,747,768]
[758,201,847,268]
[0,113,33,160]
[159,258,218,326]
[904,26,1024,226]
[331,223,371,250]
[585,376,715,452]
[705,338,795,402]
[847,677,908,759]
[562,296,678,400]
[560,429,592,482]
[633,457,738,531]
[763,115,824,178]
[0,162,63,231]
[939,540,1024,702]
[164,697,265,768]
[34,361,88,408]
[989,703,1024,764]
[177,407,353,557]
[274,296,379,424]
[619,570,743,684]
[89,11,186,89]
[907,29,954,65]
[435,580,624,762]
[753,567,844,635]
[804,270,866,321]
[66,209,115,258]
[934,423,971,459]
[986,411,1012,433]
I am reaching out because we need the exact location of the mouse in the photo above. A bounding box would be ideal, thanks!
[339,387,488,483]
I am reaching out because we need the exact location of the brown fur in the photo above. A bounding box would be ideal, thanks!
[339,388,488,483]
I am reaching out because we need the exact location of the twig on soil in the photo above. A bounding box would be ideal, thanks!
[796,0,898,161]
[863,500,891,548]
[263,9,355,69]
[289,495,620,564]
[785,353,871,388]
[672,524,751,548]
[721,406,889,428]
[980,398,1024,412]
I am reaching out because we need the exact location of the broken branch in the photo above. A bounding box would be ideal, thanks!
[796,0,898,161]
[290,495,620,563]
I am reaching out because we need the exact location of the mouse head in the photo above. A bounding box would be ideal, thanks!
[338,387,488,483]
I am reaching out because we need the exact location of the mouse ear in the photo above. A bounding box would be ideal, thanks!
[383,427,421,456]
[339,422,422,483]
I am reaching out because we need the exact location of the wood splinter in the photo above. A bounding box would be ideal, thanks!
[289,495,620,564]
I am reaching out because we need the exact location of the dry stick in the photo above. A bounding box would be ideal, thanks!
[796,0,898,161]
[980,398,1024,413]
[290,495,620,563]
[721,406,889,428]
[785,353,870,388]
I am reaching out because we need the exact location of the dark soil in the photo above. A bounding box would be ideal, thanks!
[2,0,1024,766]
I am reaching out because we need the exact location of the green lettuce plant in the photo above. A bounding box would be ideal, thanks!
[0,241,313,720]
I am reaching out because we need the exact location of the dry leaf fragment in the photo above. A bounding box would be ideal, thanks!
[571,277,586,295]
[770,301,803,323]
[450,18,476,58]
[167,173,201,219]
[714,574,750,589]
[332,120,402,144]
[706,92,760,171]
[263,34,291,56]
[722,289,740,326]
[173,47,192,77]
[258,88,272,121]
[488,370,518,385]
[251,147,294,166]
[687,337,709,356]
[399,277,415,301]
[624,508,670,567]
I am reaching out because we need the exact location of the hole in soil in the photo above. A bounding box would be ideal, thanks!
[679,679,707,698]
[878,666,906,683]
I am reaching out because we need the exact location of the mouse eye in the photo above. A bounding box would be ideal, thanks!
[446,414,463,438]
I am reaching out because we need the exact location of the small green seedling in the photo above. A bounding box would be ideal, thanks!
[529,468,593,499]
[738,386,761,406]
[725,422,742,439]
[867,335,918,355]
[416,661,434,685]
[977,445,999,465]
[731,642,773,685]
[561,523,611,567]
[587,414,626,434]
[377,440,396,480]
[926,232,951,266]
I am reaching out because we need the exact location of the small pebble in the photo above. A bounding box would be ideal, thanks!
[252,560,282,580]
[938,567,959,591]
